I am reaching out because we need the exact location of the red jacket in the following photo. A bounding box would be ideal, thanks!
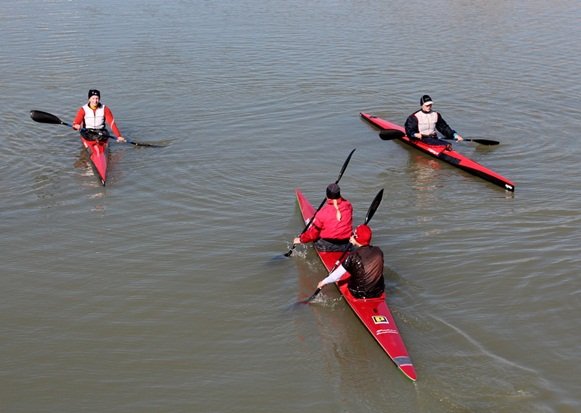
[300,198,353,243]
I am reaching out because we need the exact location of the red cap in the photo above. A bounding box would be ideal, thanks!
[354,224,372,245]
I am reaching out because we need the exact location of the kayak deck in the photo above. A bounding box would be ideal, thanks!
[295,189,417,381]
[80,136,109,186]
[360,112,515,191]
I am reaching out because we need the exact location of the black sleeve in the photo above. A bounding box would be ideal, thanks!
[435,113,456,139]
[404,113,419,139]
[342,252,356,273]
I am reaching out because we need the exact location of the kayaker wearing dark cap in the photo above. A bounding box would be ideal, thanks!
[404,95,463,146]
[72,89,126,143]
[293,183,353,252]
[316,224,385,299]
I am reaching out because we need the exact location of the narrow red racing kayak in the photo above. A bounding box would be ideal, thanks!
[80,135,109,186]
[295,189,417,381]
[360,112,515,191]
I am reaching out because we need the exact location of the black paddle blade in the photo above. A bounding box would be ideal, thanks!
[292,288,322,307]
[469,138,499,146]
[30,110,64,125]
[364,189,384,224]
[283,246,296,257]
[337,148,356,182]
[379,129,405,140]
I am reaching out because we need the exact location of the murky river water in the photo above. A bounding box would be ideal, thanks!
[1,0,580,411]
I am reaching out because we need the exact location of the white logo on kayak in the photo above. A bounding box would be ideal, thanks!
[376,329,399,335]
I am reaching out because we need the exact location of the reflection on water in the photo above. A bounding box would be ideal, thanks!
[73,145,127,189]
[408,154,443,192]
[406,154,444,234]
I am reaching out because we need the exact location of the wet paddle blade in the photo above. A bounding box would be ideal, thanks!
[290,288,322,308]
[364,189,384,224]
[469,138,499,145]
[30,110,65,125]
[379,129,405,140]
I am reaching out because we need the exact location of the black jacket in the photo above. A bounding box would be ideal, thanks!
[342,245,385,298]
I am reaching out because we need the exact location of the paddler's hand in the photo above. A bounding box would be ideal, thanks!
[72,124,81,131]
[293,237,301,244]
[454,133,464,142]
[317,280,325,289]
[116,136,127,143]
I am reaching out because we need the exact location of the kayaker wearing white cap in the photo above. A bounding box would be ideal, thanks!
[404,94,463,146]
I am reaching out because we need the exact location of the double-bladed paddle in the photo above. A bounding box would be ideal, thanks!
[283,148,356,257]
[30,110,166,148]
[295,188,384,305]
[378,128,499,146]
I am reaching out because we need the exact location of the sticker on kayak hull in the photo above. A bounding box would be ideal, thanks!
[376,329,399,335]
[372,315,390,325]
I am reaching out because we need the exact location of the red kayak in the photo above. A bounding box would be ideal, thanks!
[360,112,515,191]
[295,189,417,381]
[80,136,109,186]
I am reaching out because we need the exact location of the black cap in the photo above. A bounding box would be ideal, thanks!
[88,89,101,99]
[326,183,341,199]
[420,95,433,106]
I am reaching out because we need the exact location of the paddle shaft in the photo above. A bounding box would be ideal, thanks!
[29,110,165,147]
[379,128,499,146]
[284,148,356,257]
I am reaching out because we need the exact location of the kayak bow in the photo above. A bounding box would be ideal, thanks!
[360,112,515,191]
[295,189,417,381]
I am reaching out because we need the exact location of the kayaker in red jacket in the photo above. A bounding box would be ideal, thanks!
[316,224,385,298]
[405,95,463,146]
[72,89,126,143]
[293,183,353,252]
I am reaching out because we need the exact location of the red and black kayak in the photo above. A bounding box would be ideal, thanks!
[80,135,109,186]
[360,112,515,191]
[295,189,417,381]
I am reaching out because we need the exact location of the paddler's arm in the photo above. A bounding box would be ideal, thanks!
[317,264,348,289]
[436,114,463,141]
[104,106,126,143]
[404,114,421,139]
[72,107,85,131]
[293,221,321,245]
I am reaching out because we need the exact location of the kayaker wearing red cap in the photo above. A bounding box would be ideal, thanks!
[405,94,463,146]
[293,183,353,252]
[72,89,126,143]
[316,224,385,299]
